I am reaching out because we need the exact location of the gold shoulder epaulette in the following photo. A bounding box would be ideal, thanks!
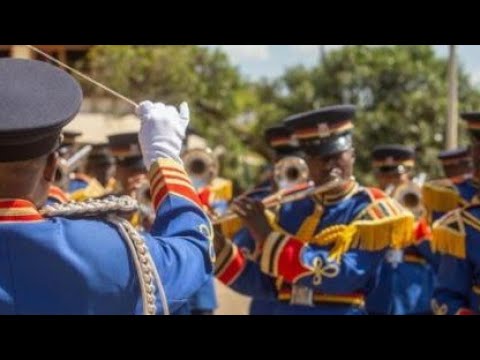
[431,209,466,259]
[308,198,414,263]
[352,197,415,251]
[422,179,461,214]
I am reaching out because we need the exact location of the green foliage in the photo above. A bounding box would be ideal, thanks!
[84,45,260,190]
[84,45,480,190]
[256,45,480,184]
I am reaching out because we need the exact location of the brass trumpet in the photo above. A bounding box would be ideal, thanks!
[182,148,219,188]
[212,175,351,225]
[387,173,427,219]
[273,156,310,189]
[394,183,422,211]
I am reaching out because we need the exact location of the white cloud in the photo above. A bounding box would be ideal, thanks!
[214,45,270,63]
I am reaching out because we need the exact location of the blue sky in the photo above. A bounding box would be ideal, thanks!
[207,45,480,85]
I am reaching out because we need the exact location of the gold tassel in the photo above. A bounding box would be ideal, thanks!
[391,215,416,249]
[306,213,414,262]
[431,225,466,259]
[312,224,348,247]
[328,225,358,263]
[353,215,415,251]
[422,182,460,214]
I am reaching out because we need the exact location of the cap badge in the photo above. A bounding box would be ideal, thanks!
[317,123,330,138]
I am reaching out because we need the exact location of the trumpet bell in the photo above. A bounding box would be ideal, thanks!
[274,156,310,189]
[402,191,421,209]
[392,182,425,218]
[182,148,219,189]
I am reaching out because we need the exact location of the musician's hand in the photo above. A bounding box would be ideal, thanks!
[136,101,190,169]
[231,197,272,245]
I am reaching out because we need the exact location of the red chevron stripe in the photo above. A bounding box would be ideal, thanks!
[152,183,202,210]
[217,248,246,285]
[0,214,43,222]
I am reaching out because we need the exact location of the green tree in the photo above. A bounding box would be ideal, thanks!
[260,45,480,184]
[82,45,261,191]
[81,45,480,190]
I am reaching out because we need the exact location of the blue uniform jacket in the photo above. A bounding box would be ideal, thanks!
[431,205,480,315]
[0,158,213,315]
[216,183,414,315]
[187,178,234,313]
[366,212,436,315]
[229,185,279,315]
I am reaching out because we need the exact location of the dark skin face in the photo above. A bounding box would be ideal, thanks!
[230,148,356,247]
[305,149,355,187]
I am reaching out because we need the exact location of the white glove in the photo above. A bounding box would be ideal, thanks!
[136,101,190,169]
